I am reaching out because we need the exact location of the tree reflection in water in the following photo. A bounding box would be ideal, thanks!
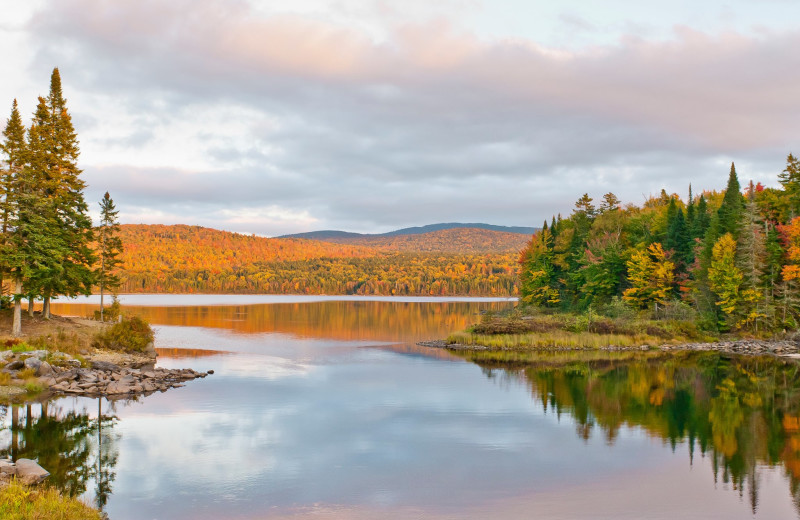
[0,397,120,512]
[462,349,800,515]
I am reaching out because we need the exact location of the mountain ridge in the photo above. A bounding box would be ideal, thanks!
[279,222,538,240]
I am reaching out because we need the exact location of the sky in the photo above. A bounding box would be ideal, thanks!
[1,0,799,236]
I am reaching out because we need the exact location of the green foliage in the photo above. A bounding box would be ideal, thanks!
[92,316,154,353]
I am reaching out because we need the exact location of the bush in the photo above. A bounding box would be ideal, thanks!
[92,316,155,353]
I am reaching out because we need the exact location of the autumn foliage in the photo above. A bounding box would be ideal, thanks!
[518,157,800,332]
[117,224,521,296]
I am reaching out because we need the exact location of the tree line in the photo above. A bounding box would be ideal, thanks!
[519,157,800,332]
[0,68,122,335]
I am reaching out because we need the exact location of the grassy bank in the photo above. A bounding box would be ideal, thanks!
[446,307,718,351]
[0,480,102,520]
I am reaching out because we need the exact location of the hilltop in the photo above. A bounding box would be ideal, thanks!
[280,222,538,241]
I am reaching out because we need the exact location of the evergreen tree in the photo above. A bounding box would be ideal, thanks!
[717,162,745,239]
[97,192,123,321]
[665,200,690,270]
[0,100,26,302]
[33,69,95,317]
[691,195,711,241]
[778,153,800,218]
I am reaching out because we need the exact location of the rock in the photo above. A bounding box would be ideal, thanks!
[5,360,24,370]
[91,360,120,372]
[23,357,42,372]
[15,459,49,485]
[0,459,15,475]
[0,350,14,362]
[207,370,214,375]
[36,361,54,377]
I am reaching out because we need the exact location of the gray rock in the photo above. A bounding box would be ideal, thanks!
[21,350,49,361]
[15,459,50,485]
[36,361,54,377]
[91,361,120,372]
[0,350,14,362]
[23,357,42,372]
[0,459,15,475]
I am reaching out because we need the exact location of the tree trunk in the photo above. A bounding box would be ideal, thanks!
[28,296,34,316]
[43,295,50,319]
[12,278,22,337]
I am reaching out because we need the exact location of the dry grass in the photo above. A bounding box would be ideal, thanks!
[0,310,103,354]
[446,330,672,350]
[0,479,102,520]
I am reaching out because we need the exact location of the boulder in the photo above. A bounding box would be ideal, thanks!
[0,350,14,362]
[15,459,49,485]
[23,357,42,372]
[36,361,54,377]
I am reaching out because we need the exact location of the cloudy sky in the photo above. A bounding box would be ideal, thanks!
[1,0,799,236]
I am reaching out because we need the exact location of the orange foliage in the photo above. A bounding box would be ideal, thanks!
[116,224,521,296]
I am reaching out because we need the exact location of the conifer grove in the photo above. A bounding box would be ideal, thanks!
[0,68,122,335]
[519,158,800,333]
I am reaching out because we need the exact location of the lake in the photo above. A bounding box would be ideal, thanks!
[2,295,799,519]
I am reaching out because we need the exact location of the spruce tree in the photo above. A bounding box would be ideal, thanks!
[717,162,745,238]
[0,100,26,302]
[97,192,123,321]
[32,69,95,317]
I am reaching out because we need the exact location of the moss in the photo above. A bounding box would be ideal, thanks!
[0,479,102,520]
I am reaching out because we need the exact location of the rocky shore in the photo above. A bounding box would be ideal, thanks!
[0,348,212,400]
[419,338,800,357]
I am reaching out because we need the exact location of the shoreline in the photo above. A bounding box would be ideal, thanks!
[418,338,800,357]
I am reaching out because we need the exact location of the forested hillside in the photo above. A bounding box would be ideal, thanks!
[118,224,521,295]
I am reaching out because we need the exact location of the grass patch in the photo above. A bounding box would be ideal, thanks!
[447,330,668,350]
[92,315,154,353]
[0,372,11,385]
[0,479,102,520]
[449,307,717,351]
[23,381,45,394]
[16,368,37,380]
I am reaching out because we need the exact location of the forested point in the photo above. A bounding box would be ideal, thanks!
[1,68,122,335]
[518,158,800,333]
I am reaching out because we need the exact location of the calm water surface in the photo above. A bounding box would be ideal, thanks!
[2,295,800,519]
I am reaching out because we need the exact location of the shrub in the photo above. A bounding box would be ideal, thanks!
[92,316,155,353]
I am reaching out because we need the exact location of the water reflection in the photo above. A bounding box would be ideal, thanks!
[458,349,800,515]
[0,399,120,512]
[50,300,512,342]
